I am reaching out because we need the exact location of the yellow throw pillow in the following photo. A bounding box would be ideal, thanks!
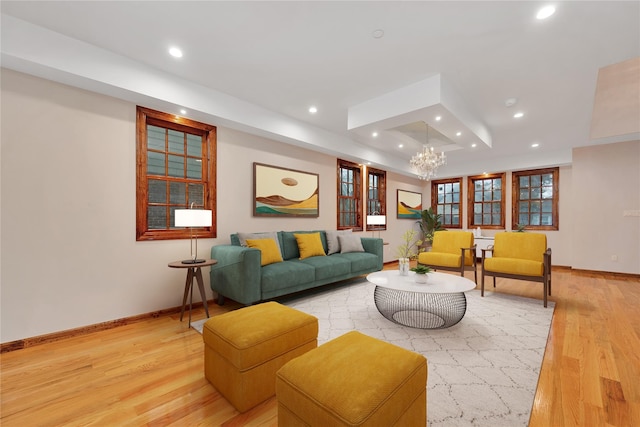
[246,238,284,266]
[294,232,326,260]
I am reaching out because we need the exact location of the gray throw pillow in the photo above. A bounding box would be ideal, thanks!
[237,232,283,259]
[338,234,365,253]
[326,229,352,255]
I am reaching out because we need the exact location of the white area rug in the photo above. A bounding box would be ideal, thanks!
[193,278,555,426]
[190,318,208,334]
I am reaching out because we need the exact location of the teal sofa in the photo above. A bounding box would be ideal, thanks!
[210,230,383,305]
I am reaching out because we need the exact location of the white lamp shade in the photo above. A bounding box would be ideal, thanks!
[175,209,212,227]
[366,215,386,226]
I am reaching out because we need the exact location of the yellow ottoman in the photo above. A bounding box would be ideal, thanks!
[203,301,318,413]
[276,331,427,426]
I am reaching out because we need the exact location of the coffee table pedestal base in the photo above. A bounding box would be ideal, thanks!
[374,286,468,329]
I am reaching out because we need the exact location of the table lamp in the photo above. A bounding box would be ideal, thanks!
[366,214,386,238]
[175,207,212,264]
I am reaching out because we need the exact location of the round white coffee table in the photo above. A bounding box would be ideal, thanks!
[366,270,477,329]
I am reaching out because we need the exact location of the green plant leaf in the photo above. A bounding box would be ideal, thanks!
[410,265,432,274]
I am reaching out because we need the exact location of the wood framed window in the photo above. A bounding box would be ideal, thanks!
[512,167,559,230]
[467,173,506,229]
[136,106,217,241]
[366,167,387,230]
[431,177,463,228]
[337,159,362,231]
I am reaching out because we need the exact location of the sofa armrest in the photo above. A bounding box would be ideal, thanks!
[461,244,477,266]
[544,248,552,274]
[481,245,494,263]
[209,245,262,305]
[360,237,384,270]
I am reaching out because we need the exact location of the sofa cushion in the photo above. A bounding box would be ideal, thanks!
[484,257,544,277]
[280,231,327,260]
[294,232,326,260]
[431,231,475,266]
[246,238,283,266]
[261,261,315,294]
[419,252,461,268]
[300,255,351,281]
[237,231,283,259]
[334,252,380,273]
[325,229,352,255]
[338,234,365,253]
[493,232,547,262]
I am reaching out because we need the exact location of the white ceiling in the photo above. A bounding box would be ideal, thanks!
[2,1,639,178]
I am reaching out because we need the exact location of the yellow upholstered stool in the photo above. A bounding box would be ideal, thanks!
[276,331,427,426]
[203,301,318,413]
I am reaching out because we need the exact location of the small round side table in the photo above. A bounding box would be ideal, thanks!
[168,258,217,327]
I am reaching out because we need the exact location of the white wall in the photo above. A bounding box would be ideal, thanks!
[214,128,425,263]
[448,167,574,268]
[572,141,640,273]
[1,70,189,342]
[2,69,636,343]
[0,70,422,342]
[216,127,337,238]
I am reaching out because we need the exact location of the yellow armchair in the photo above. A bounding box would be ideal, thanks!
[481,232,552,307]
[418,231,477,283]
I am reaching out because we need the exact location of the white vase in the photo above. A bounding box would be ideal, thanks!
[415,273,428,284]
[398,258,410,276]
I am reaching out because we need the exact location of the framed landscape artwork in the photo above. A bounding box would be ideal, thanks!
[397,189,422,219]
[253,163,319,217]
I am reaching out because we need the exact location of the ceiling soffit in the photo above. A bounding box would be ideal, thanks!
[347,74,492,156]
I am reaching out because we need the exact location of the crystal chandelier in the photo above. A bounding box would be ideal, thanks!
[409,124,446,180]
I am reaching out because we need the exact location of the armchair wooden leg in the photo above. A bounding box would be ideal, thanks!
[547,274,551,295]
[493,276,496,288]
[543,280,548,308]
[481,273,485,296]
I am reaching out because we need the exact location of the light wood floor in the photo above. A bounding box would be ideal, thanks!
[2,266,639,426]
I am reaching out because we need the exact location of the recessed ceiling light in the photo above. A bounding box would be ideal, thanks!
[532,143,540,148]
[180,109,187,115]
[372,29,385,39]
[514,112,524,118]
[169,47,183,58]
[398,144,404,148]
[536,5,556,20]
[505,97,517,107]
[308,106,318,114]
[435,116,442,121]
[471,143,477,148]
[372,131,378,137]
[367,162,372,165]
[456,131,462,136]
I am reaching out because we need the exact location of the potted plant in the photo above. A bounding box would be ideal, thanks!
[396,229,422,276]
[410,265,432,283]
[416,207,445,247]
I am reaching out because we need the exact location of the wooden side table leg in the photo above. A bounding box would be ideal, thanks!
[188,268,194,326]
[194,267,210,318]
[180,268,194,322]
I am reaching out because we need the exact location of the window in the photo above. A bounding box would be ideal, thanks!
[512,167,559,230]
[366,167,387,230]
[431,178,463,228]
[136,106,216,241]
[337,159,362,230]
[467,173,506,229]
